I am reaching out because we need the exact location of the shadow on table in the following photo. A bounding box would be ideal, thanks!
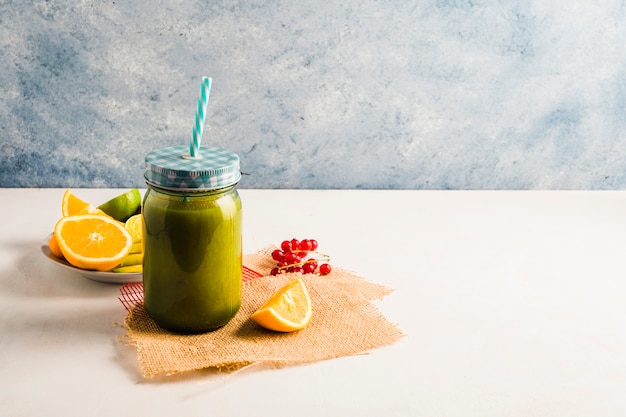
[0,239,121,299]
[113,338,272,385]
[4,240,288,385]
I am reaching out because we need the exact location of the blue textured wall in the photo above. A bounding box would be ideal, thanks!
[2,1,626,189]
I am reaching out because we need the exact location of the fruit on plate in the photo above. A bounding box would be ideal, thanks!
[112,264,143,273]
[53,214,133,271]
[50,190,146,273]
[117,213,144,272]
[62,189,98,217]
[120,252,143,267]
[250,278,312,332]
[48,234,64,259]
[129,242,142,253]
[124,214,143,243]
[97,189,142,222]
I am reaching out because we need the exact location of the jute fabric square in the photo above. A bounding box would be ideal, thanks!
[122,247,404,378]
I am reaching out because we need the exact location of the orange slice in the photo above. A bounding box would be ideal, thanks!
[250,278,312,332]
[53,214,133,271]
[48,234,64,259]
[61,189,96,217]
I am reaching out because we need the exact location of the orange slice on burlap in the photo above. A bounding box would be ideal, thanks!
[250,278,312,332]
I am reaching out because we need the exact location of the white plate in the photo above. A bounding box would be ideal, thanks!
[41,235,142,284]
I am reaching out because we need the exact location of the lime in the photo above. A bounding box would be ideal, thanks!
[120,252,143,267]
[112,264,143,273]
[97,189,142,222]
[129,242,143,254]
[124,213,143,243]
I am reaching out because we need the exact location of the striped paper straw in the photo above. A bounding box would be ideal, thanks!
[189,77,212,158]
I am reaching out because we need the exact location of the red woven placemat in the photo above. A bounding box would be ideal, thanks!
[119,265,263,312]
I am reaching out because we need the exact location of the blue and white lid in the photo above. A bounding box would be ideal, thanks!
[144,145,241,190]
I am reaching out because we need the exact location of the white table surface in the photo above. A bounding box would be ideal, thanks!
[2,188,626,416]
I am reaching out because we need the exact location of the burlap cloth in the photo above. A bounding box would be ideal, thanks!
[121,247,404,378]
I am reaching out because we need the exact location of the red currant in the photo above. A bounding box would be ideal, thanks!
[319,263,331,276]
[298,239,312,251]
[285,251,298,264]
[271,238,330,277]
[302,262,316,274]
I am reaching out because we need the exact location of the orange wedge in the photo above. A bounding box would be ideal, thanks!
[250,278,312,332]
[48,234,64,259]
[53,214,133,271]
[62,189,96,217]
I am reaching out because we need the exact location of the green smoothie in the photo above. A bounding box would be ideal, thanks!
[142,186,242,333]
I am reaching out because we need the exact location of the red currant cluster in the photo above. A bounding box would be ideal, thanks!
[270,238,331,276]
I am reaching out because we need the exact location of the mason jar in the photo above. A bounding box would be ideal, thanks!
[142,145,242,333]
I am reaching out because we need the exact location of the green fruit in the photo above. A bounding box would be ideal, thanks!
[112,264,142,273]
[120,252,143,266]
[129,242,143,254]
[97,189,142,222]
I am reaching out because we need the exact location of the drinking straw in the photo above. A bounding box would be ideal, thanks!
[189,77,212,158]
